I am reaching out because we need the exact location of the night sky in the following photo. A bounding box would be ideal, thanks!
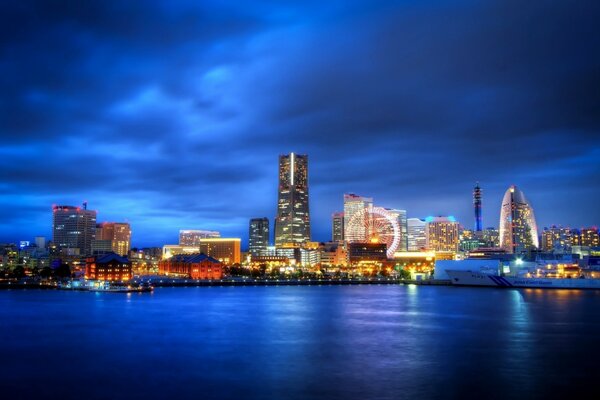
[1,1,599,248]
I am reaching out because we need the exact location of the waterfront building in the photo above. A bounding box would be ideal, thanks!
[426,216,460,252]
[385,208,408,252]
[52,204,97,256]
[393,251,436,278]
[85,252,132,281]
[274,153,311,246]
[332,212,344,242]
[198,238,241,265]
[249,218,269,257]
[541,226,572,252]
[580,228,600,247]
[319,242,348,267]
[343,193,373,243]
[179,230,220,246]
[348,242,388,263]
[300,248,321,267]
[407,218,427,251]
[473,182,483,232]
[95,222,131,256]
[158,253,223,280]
[499,185,539,253]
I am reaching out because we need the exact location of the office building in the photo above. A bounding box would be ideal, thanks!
[95,222,131,256]
[249,218,270,256]
[343,193,373,243]
[179,230,220,246]
[332,212,344,242]
[274,153,311,246]
[407,218,427,251]
[52,204,97,256]
[426,216,460,252]
[499,185,539,253]
[198,238,241,265]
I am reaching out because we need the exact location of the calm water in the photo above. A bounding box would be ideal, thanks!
[1,285,599,399]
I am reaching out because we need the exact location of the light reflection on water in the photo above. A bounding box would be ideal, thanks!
[0,286,599,400]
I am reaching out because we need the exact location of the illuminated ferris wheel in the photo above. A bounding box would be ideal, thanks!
[346,206,401,258]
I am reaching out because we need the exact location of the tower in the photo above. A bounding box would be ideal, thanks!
[473,182,482,232]
[274,153,311,246]
[52,204,97,255]
[249,217,270,256]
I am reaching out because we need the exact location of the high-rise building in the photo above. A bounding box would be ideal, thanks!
[95,222,131,256]
[426,216,460,252]
[407,218,427,251]
[542,226,572,252]
[274,153,311,246]
[332,212,344,242]
[499,185,539,254]
[343,193,373,243]
[198,238,241,265]
[249,218,269,256]
[52,204,97,256]
[473,182,483,232]
[481,227,500,247]
[385,208,408,251]
[580,228,600,247]
[179,230,220,246]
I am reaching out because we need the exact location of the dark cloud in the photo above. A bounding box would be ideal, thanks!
[0,0,598,246]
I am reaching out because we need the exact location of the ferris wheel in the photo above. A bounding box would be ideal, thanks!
[346,206,401,258]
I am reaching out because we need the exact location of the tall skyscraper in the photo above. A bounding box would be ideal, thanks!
[425,216,459,252]
[332,212,344,242]
[343,193,373,243]
[499,185,539,254]
[407,218,427,251]
[179,230,220,246]
[473,182,482,232]
[52,204,97,255]
[249,217,270,256]
[96,222,131,256]
[274,153,311,246]
[385,208,408,251]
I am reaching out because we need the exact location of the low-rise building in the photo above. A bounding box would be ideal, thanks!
[85,252,132,281]
[158,253,223,279]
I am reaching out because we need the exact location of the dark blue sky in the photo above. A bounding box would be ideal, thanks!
[1,0,599,248]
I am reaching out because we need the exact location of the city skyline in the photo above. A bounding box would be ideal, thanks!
[1,1,599,247]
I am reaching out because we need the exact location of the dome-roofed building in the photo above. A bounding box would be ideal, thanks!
[499,185,539,254]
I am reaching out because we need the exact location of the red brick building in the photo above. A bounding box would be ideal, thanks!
[86,252,132,281]
[159,253,223,279]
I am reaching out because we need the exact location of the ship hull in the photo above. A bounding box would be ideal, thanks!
[446,270,600,290]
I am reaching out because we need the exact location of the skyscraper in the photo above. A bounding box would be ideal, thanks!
[96,222,131,256]
[499,185,539,254]
[52,204,97,255]
[249,217,270,256]
[274,153,311,246]
[343,193,373,243]
[425,216,460,252]
[407,218,427,251]
[473,182,482,232]
[332,212,344,242]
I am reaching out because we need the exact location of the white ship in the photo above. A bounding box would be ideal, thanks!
[446,270,600,290]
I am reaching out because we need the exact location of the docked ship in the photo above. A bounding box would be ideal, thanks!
[58,279,153,293]
[447,270,600,290]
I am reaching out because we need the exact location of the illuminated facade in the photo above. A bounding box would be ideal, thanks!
[499,185,539,253]
[426,216,459,252]
[96,222,131,256]
[332,212,344,242]
[407,218,427,251]
[385,208,408,252]
[52,204,97,256]
[249,217,269,256]
[85,252,132,281]
[198,238,241,265]
[343,193,373,242]
[346,206,401,258]
[348,242,388,262]
[580,228,600,247]
[158,253,223,280]
[274,153,311,246]
[541,226,572,252]
[179,230,220,246]
[473,182,483,231]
